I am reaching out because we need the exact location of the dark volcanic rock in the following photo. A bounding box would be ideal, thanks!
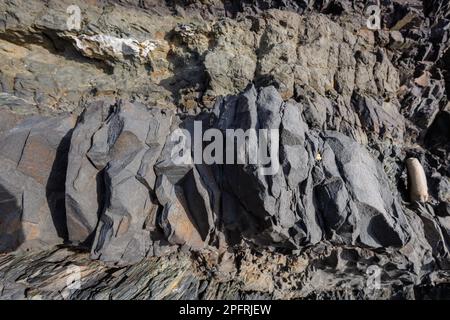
[58,86,417,265]
[213,85,411,249]
[90,101,173,265]
[65,99,174,264]
[0,114,75,251]
[65,99,114,244]
[0,0,449,300]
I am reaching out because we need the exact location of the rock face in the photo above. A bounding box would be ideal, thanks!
[1,245,450,300]
[90,101,173,264]
[65,99,174,264]
[0,114,75,251]
[57,86,415,267]
[0,0,449,299]
[213,85,411,249]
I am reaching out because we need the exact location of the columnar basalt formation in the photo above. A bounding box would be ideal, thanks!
[0,0,449,299]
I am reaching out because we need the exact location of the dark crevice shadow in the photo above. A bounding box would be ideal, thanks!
[424,48,450,154]
[181,170,211,241]
[0,184,24,252]
[46,129,73,242]
[176,116,215,242]
[439,48,450,101]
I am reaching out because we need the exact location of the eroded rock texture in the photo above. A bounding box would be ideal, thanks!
[0,0,449,299]
[0,114,76,251]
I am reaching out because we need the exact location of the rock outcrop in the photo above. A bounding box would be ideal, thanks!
[0,0,449,299]
[0,114,75,251]
[213,85,412,250]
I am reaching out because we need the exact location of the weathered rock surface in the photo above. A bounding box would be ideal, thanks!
[213,85,411,250]
[90,101,174,264]
[65,100,112,244]
[1,244,449,300]
[0,114,75,252]
[65,99,175,264]
[0,0,449,300]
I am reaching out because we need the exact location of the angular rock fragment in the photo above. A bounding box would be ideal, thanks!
[351,92,405,141]
[154,117,221,250]
[70,34,158,65]
[0,0,449,299]
[65,99,115,244]
[0,114,76,252]
[66,99,173,265]
[91,104,174,264]
[320,132,410,247]
[213,85,411,249]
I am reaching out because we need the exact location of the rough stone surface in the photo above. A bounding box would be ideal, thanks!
[0,244,449,300]
[211,85,412,250]
[0,114,75,252]
[0,0,449,300]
